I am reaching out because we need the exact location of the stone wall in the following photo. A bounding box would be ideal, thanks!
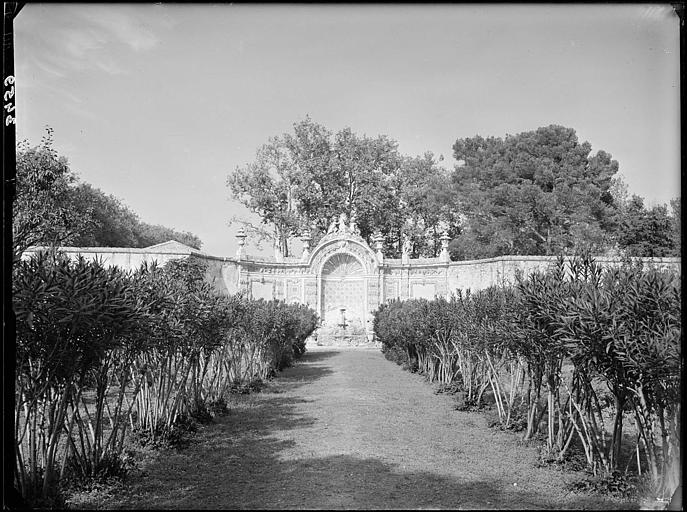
[23,239,681,348]
[21,243,195,270]
[24,240,681,330]
[24,243,681,299]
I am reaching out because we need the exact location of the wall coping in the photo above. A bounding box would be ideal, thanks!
[24,246,681,268]
[447,254,682,265]
[25,245,199,255]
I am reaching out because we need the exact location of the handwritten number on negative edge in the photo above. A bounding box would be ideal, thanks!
[4,76,16,125]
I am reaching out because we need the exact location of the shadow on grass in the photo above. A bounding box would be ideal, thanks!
[267,351,338,395]
[280,363,334,385]
[82,375,633,511]
[68,351,634,510]
[215,395,319,439]
[297,349,340,364]
[92,440,633,510]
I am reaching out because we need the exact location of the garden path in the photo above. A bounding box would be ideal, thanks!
[85,349,631,510]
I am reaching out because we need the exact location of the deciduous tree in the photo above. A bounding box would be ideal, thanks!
[227,134,303,257]
[397,153,461,257]
[13,128,87,261]
[228,118,460,258]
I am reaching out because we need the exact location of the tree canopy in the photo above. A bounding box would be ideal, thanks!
[13,128,87,260]
[69,183,202,249]
[449,125,620,259]
[228,117,458,258]
[613,195,678,257]
[230,120,679,261]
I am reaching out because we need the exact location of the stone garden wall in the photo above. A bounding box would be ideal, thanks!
[24,242,681,303]
[24,238,681,346]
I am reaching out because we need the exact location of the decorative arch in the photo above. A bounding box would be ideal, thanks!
[307,233,378,276]
[305,232,380,334]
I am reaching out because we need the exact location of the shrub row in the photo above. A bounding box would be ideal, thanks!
[374,255,680,500]
[13,251,318,507]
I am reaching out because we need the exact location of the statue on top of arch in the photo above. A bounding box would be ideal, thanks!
[349,209,360,235]
[327,217,338,234]
[338,212,348,233]
[325,210,360,237]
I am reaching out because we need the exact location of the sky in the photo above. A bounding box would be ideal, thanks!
[14,4,681,258]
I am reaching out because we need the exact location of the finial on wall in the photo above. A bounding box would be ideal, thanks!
[301,230,312,261]
[440,231,451,262]
[373,232,385,263]
[236,227,247,260]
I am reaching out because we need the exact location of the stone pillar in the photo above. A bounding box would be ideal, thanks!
[304,278,317,308]
[235,227,247,260]
[366,276,380,342]
[401,267,410,299]
[301,230,312,262]
[238,267,249,293]
[316,273,322,319]
[440,231,451,263]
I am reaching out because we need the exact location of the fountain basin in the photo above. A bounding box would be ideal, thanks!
[311,324,377,347]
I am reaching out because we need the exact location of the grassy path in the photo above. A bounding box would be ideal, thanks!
[80,349,633,509]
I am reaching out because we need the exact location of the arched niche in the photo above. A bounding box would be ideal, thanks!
[321,253,364,277]
[307,234,378,277]
[307,234,380,331]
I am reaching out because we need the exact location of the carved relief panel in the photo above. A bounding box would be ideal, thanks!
[385,280,399,302]
[286,279,301,303]
[303,279,318,308]
[367,278,380,312]
[321,278,365,327]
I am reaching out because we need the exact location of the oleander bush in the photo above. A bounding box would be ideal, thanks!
[13,251,318,505]
[13,251,150,506]
[373,253,681,500]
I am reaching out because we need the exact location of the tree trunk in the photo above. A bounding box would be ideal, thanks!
[610,392,624,471]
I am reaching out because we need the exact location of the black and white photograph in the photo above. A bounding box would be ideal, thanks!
[4,3,682,510]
